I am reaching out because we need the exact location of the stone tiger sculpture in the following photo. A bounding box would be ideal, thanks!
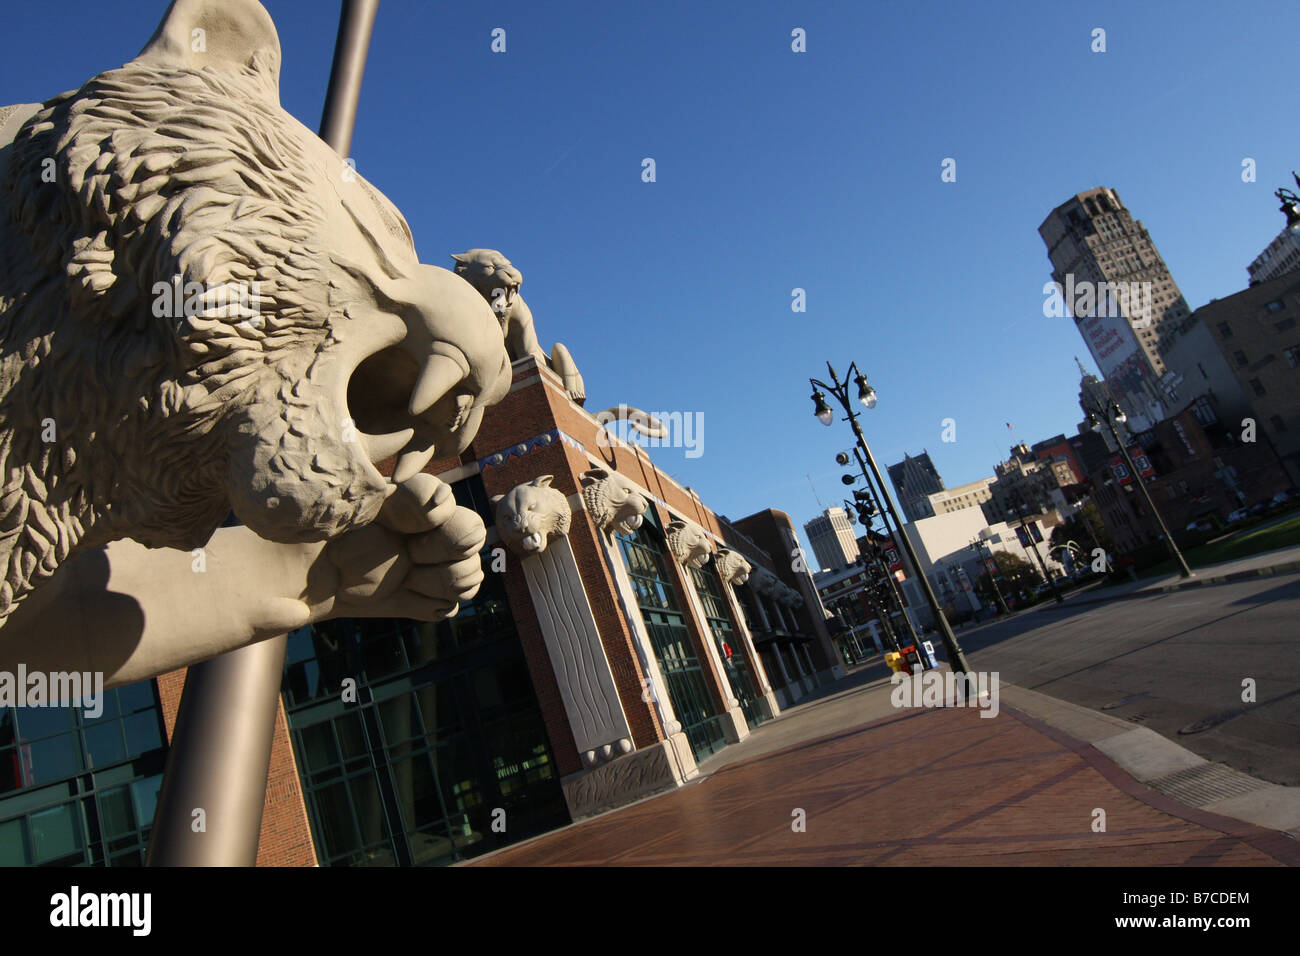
[492,476,571,554]
[451,248,586,404]
[580,468,649,536]
[0,0,512,686]
[666,520,713,569]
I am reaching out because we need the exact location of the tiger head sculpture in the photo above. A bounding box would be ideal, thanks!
[492,476,572,555]
[666,519,713,569]
[714,548,752,587]
[580,467,649,536]
[0,0,512,623]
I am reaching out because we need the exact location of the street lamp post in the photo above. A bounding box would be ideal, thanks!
[840,452,922,646]
[970,537,1010,615]
[839,498,905,655]
[811,362,972,676]
[1086,397,1193,579]
[1008,499,1063,604]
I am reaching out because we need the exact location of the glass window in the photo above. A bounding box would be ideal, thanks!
[15,705,73,742]
[84,722,125,769]
[24,737,81,786]
[130,775,162,830]
[1250,378,1266,396]
[116,683,156,715]
[122,711,163,758]
[1217,322,1232,338]
[0,818,26,865]
[1234,350,1248,366]
[98,785,135,839]
[30,802,84,864]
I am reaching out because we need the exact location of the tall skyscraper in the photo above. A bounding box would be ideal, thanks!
[1040,187,1193,428]
[887,451,945,522]
[803,507,861,571]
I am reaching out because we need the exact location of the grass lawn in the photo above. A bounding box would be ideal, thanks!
[1141,512,1300,578]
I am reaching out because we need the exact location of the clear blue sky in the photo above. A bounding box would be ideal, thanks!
[4,1,1297,561]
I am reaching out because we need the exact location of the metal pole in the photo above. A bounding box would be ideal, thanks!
[319,0,381,158]
[1013,506,1063,604]
[145,636,287,866]
[1096,400,1193,578]
[148,0,381,867]
[851,446,921,645]
[974,539,1010,615]
[848,414,971,675]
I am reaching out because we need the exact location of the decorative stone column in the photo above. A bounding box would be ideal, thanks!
[552,468,701,815]
[715,549,779,721]
[751,568,801,703]
[665,520,749,745]
[495,475,690,819]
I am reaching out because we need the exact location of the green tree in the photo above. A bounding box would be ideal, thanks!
[977,550,1039,602]
[1050,500,1112,556]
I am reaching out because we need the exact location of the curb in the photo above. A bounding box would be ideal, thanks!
[1027,557,1300,613]
[1000,683,1300,847]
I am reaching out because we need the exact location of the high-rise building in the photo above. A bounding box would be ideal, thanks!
[1040,187,1193,428]
[803,506,861,571]
[887,451,945,522]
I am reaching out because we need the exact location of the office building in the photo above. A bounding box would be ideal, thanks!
[1040,187,1193,428]
[887,451,945,522]
[803,507,861,571]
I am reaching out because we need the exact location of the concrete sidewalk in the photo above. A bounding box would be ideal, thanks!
[467,665,1300,866]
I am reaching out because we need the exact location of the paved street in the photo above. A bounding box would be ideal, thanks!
[469,679,1298,866]
[944,571,1300,785]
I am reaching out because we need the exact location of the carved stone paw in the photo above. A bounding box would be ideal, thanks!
[321,473,486,621]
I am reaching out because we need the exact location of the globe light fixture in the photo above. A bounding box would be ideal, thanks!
[812,389,834,426]
[855,371,878,409]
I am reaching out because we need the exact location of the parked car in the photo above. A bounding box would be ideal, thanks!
[1269,491,1290,510]
[1227,507,1249,524]
[1249,502,1268,517]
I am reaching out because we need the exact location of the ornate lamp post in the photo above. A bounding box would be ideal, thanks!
[810,362,971,676]
[1085,397,1193,579]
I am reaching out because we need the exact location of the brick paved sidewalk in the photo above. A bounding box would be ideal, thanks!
[470,702,1300,866]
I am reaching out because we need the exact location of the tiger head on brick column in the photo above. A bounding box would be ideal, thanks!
[580,468,649,537]
[666,519,713,569]
[492,476,571,554]
[715,548,752,586]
